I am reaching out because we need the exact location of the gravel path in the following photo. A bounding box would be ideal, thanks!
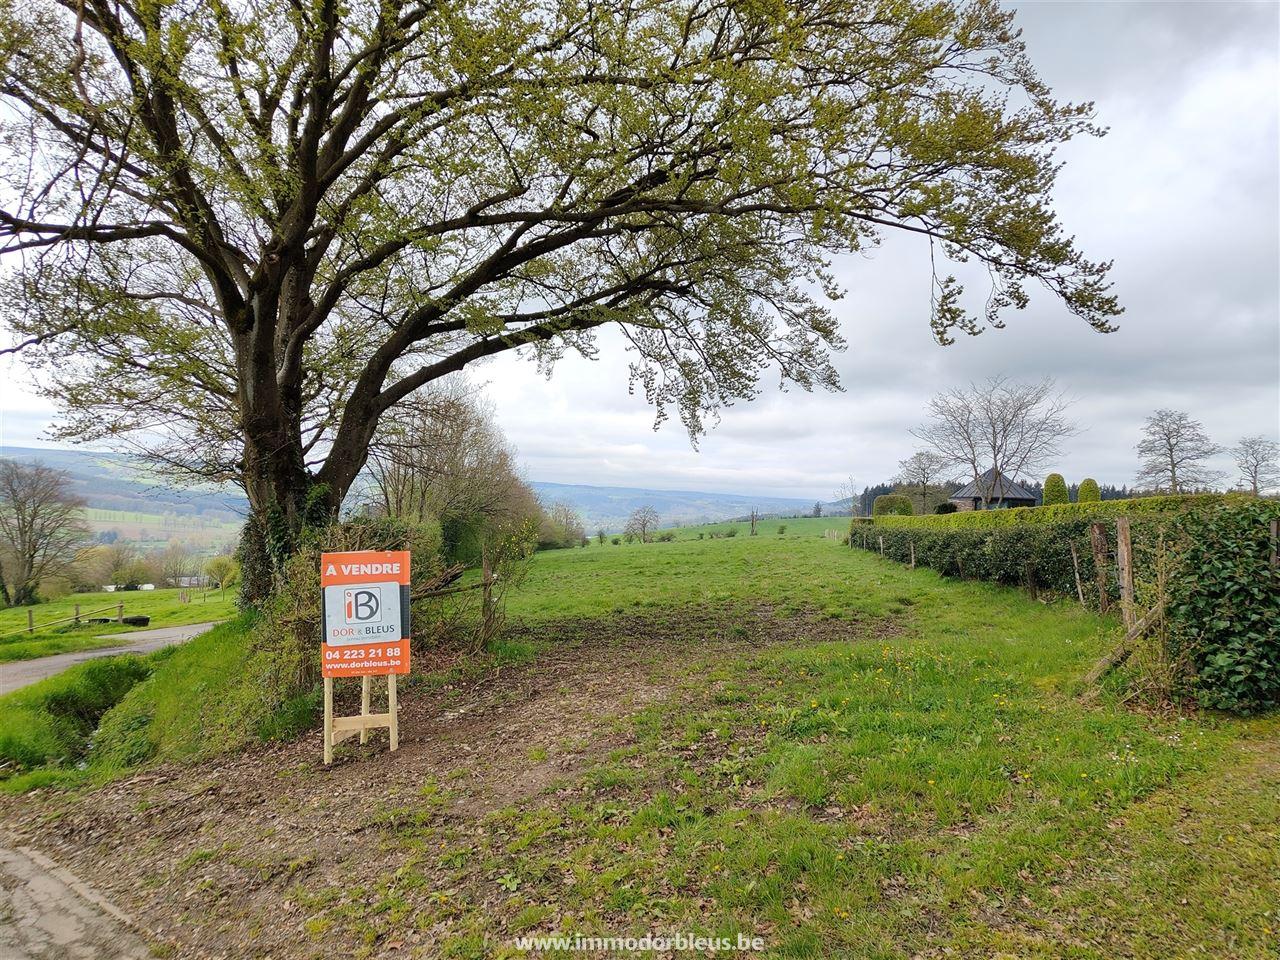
[0,622,221,693]
[0,844,153,959]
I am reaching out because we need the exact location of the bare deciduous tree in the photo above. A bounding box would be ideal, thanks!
[0,460,89,605]
[625,506,660,544]
[1134,410,1224,493]
[365,380,538,538]
[1232,435,1280,496]
[157,542,199,587]
[914,377,1077,507]
[897,450,951,514]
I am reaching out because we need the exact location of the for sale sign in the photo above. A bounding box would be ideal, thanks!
[320,550,410,677]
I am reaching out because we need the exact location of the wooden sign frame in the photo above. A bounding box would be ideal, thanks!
[323,674,398,764]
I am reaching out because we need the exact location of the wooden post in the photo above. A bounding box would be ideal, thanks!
[359,676,371,746]
[1069,541,1086,607]
[878,536,885,557]
[909,541,915,569]
[1115,518,1136,631]
[323,677,334,765]
[74,603,80,625]
[481,548,495,648]
[388,674,399,752]
[1090,522,1110,612]
[116,602,124,623]
[27,609,34,633]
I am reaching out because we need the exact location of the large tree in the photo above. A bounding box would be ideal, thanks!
[913,376,1076,507]
[1134,409,1223,494]
[0,0,1119,543]
[1231,435,1279,497]
[0,460,89,605]
[896,449,949,514]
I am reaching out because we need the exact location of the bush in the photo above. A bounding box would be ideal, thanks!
[777,524,787,534]
[611,537,621,545]
[1166,499,1280,713]
[1078,478,1101,503]
[872,494,913,517]
[935,502,957,514]
[725,528,738,537]
[1043,473,1069,506]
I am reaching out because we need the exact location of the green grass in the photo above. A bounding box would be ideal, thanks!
[0,587,236,662]
[8,528,1275,956]
[350,532,1276,957]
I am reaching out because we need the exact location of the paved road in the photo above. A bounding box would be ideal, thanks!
[0,845,152,959]
[0,622,221,694]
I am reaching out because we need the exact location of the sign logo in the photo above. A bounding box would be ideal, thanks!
[344,587,381,624]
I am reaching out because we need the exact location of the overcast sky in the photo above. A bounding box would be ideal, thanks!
[2,1,1277,500]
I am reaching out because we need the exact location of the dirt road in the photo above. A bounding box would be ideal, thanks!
[0,622,221,693]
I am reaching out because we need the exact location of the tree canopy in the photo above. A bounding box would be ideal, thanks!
[0,0,1120,529]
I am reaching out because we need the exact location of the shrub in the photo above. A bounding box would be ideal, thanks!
[1043,473,1069,506]
[1078,478,1101,503]
[612,537,621,545]
[872,494,913,517]
[725,528,738,537]
[777,524,787,535]
[934,502,957,514]
[1166,499,1280,713]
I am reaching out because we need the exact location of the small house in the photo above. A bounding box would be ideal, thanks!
[949,469,1038,511]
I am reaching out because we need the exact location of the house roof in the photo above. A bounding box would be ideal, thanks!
[951,468,1037,503]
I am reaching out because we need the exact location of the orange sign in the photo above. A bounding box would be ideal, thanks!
[320,550,410,677]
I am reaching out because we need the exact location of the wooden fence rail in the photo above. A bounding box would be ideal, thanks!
[3,601,125,642]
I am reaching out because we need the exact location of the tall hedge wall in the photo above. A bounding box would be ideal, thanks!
[849,494,1280,713]
[861,493,1235,531]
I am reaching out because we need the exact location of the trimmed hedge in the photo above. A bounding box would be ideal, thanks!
[864,493,1236,531]
[1167,499,1280,714]
[850,495,1280,714]
[872,494,913,517]
[1043,473,1068,506]
[1077,478,1101,503]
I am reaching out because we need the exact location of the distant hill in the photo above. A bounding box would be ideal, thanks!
[530,481,836,531]
[0,445,840,539]
[0,447,247,551]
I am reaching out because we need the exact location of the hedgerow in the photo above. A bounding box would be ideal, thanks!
[866,493,1234,531]
[850,495,1280,713]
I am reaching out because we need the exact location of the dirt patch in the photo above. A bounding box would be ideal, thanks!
[0,605,880,959]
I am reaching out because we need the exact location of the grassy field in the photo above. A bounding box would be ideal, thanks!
[0,587,237,662]
[2,527,1274,958]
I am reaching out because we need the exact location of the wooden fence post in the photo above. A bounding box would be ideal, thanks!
[27,609,34,633]
[1090,522,1110,612]
[1115,518,1136,631]
[116,602,124,623]
[74,603,80,625]
[1069,542,1086,607]
[878,536,884,557]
